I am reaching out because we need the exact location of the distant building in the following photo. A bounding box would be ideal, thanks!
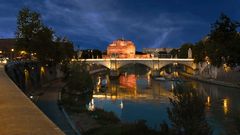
[142,48,174,58]
[78,49,102,59]
[103,39,150,58]
[0,38,16,58]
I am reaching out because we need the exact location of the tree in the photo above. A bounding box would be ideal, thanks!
[206,13,240,67]
[53,37,75,64]
[80,49,102,59]
[65,63,93,94]
[178,43,194,58]
[192,41,206,63]
[16,8,75,64]
[169,49,179,58]
[16,8,54,63]
[34,26,55,63]
[16,8,43,52]
[169,43,193,59]
[167,85,212,135]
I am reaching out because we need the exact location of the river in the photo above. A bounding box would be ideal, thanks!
[88,66,240,135]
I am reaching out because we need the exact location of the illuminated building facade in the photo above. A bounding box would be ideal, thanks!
[103,39,150,58]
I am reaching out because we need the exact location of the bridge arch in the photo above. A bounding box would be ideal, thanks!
[117,60,153,69]
[79,60,111,69]
[159,61,196,71]
[89,63,110,70]
[158,62,196,74]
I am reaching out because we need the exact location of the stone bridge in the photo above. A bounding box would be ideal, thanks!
[78,58,196,76]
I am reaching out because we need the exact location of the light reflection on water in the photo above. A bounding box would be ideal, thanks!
[90,72,240,135]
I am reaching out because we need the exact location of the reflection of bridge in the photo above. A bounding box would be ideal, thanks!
[78,58,196,76]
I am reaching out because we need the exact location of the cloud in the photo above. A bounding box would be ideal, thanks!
[42,0,118,42]
[0,0,238,50]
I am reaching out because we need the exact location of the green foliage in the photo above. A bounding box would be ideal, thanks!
[206,13,240,67]
[86,120,158,135]
[169,49,179,58]
[178,43,194,58]
[16,8,74,64]
[61,90,92,112]
[65,63,93,93]
[53,37,75,64]
[177,13,240,67]
[120,120,158,135]
[169,43,193,59]
[16,8,43,52]
[167,85,212,135]
[191,13,240,67]
[192,41,206,63]
[80,49,102,59]
[88,108,120,125]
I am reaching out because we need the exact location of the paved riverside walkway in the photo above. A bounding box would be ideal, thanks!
[0,64,64,135]
[36,80,77,135]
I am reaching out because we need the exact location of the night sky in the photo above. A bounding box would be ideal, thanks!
[0,0,240,51]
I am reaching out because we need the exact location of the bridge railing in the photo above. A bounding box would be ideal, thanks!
[74,58,194,61]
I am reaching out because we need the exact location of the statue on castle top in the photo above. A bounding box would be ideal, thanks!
[188,48,192,59]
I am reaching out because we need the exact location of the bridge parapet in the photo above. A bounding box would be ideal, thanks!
[77,58,196,70]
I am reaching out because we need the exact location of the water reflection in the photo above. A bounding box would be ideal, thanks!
[119,74,136,89]
[120,100,124,109]
[207,96,211,106]
[223,98,228,115]
[94,73,172,100]
[88,98,95,111]
[91,72,240,135]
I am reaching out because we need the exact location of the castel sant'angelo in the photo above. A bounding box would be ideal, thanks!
[103,39,150,58]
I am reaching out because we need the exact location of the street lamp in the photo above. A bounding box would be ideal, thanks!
[11,48,15,60]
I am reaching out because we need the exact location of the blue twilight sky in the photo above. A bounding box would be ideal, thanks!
[0,0,240,51]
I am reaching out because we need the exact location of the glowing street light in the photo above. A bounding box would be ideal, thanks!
[10,48,15,60]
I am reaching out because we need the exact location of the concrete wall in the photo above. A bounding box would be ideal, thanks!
[196,62,240,84]
[5,61,62,93]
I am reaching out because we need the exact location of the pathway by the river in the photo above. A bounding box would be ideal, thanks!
[36,79,77,135]
[0,64,64,135]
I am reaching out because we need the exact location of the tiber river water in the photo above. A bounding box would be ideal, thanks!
[88,65,240,135]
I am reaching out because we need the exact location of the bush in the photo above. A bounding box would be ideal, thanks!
[88,108,120,125]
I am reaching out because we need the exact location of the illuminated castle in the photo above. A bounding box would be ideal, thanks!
[103,39,150,58]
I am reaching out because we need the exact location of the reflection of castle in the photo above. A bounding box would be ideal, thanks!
[119,74,137,89]
[103,39,150,58]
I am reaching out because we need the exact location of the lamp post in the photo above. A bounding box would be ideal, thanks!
[11,48,14,60]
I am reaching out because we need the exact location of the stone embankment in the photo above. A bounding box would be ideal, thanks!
[0,63,64,135]
[181,72,240,89]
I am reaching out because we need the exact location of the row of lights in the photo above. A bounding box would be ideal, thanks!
[0,49,37,54]
[0,48,14,53]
